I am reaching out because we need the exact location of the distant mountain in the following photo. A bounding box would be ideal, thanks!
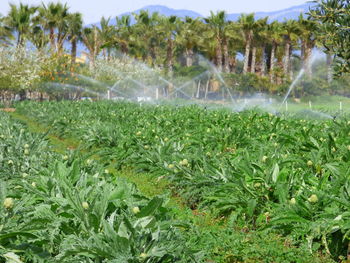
[124,5,202,19]
[104,5,202,26]
[236,2,317,22]
[90,3,316,26]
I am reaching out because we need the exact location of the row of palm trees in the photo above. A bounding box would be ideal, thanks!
[0,2,323,83]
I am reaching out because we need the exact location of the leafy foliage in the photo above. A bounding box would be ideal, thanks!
[310,0,350,76]
[15,100,350,261]
[0,111,199,262]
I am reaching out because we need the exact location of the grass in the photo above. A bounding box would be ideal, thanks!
[9,111,80,153]
[279,95,350,113]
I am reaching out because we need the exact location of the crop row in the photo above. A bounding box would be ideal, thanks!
[15,100,350,260]
[0,111,198,262]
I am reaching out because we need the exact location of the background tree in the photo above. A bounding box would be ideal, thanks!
[309,0,350,77]
[250,17,268,74]
[133,11,160,65]
[67,12,83,64]
[268,21,283,82]
[0,14,13,46]
[204,11,228,72]
[5,3,36,47]
[99,17,115,60]
[115,15,132,55]
[298,14,318,78]
[82,26,102,69]
[38,2,69,53]
[281,19,300,81]
[238,13,256,74]
[176,17,201,67]
[157,15,179,76]
[29,24,49,51]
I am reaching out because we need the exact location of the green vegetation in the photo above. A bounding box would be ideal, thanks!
[0,111,201,262]
[0,1,350,100]
[4,100,349,262]
[310,0,350,77]
[2,0,350,262]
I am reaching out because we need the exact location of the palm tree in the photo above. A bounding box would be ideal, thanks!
[281,19,300,81]
[5,3,37,47]
[204,11,227,72]
[82,26,102,69]
[115,15,132,55]
[250,17,268,74]
[67,12,83,64]
[268,21,283,82]
[257,18,270,76]
[298,15,318,78]
[0,14,13,46]
[220,19,241,73]
[326,53,334,83]
[238,13,256,74]
[316,22,334,83]
[38,2,69,53]
[158,15,179,76]
[133,11,160,64]
[177,17,202,67]
[99,17,115,60]
[225,21,243,73]
[200,26,219,65]
[29,24,49,51]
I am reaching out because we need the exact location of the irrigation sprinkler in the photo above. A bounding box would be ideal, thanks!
[285,101,288,112]
[340,101,343,111]
[309,101,312,109]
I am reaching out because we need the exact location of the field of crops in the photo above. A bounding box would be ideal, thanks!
[0,110,201,262]
[2,100,350,262]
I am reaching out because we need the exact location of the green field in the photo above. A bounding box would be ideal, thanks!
[2,100,350,262]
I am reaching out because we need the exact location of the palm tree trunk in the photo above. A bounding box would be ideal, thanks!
[16,32,22,48]
[243,37,251,74]
[326,53,333,84]
[289,45,293,80]
[150,45,156,65]
[185,48,194,67]
[167,39,174,77]
[270,42,276,83]
[261,45,267,77]
[71,38,77,64]
[57,33,65,56]
[251,46,257,74]
[283,40,291,81]
[301,41,306,69]
[216,37,223,72]
[229,56,236,73]
[107,48,111,61]
[121,43,128,55]
[50,27,55,52]
[223,38,230,73]
[304,43,312,78]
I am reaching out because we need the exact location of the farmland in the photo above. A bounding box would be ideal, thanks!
[1,100,350,262]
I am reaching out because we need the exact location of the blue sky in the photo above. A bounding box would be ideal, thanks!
[1,0,307,23]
